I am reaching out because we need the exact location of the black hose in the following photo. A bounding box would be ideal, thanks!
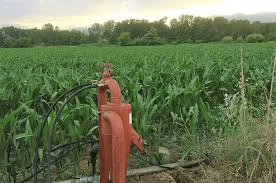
[42,83,91,133]
[38,83,91,142]
[33,83,92,183]
[90,143,99,176]
[22,140,92,183]
[51,138,97,152]
[23,139,96,173]
[47,84,98,183]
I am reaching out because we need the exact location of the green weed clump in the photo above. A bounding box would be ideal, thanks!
[196,45,276,183]
[221,36,233,43]
[246,34,265,43]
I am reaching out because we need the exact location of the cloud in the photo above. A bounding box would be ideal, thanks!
[1,0,276,29]
[119,0,128,7]
[1,0,114,18]
[1,0,39,19]
[125,0,222,13]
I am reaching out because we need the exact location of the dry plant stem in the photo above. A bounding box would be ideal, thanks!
[240,42,249,156]
[240,42,247,125]
[268,56,276,177]
[268,56,276,119]
[248,152,260,183]
[238,150,247,176]
[199,163,209,179]
[187,176,196,183]
[199,163,217,182]
[240,43,245,98]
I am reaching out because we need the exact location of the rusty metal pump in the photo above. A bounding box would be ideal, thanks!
[97,64,145,183]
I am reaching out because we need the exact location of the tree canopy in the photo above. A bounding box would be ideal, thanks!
[1,15,276,48]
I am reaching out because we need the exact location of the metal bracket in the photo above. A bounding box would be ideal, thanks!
[90,80,104,87]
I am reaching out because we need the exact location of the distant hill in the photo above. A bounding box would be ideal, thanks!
[221,12,276,23]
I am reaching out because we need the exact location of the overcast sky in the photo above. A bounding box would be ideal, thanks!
[1,0,276,29]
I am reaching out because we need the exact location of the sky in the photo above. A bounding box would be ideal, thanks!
[1,0,276,29]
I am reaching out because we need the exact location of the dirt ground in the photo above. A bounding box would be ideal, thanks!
[126,161,264,183]
[125,161,213,183]
[21,159,276,183]
[126,168,204,183]
[78,145,222,183]
[24,142,276,183]
[79,159,276,183]
[78,144,203,183]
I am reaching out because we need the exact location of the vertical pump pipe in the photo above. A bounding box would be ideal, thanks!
[97,64,145,183]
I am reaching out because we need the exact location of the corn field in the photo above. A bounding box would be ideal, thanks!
[0,43,275,182]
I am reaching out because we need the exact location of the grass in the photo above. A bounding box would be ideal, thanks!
[0,43,275,182]
[191,44,276,183]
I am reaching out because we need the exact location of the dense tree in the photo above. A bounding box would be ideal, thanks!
[114,19,151,39]
[151,17,170,40]
[143,28,161,45]
[213,17,229,41]
[42,23,54,32]
[88,23,102,43]
[0,15,276,48]
[118,32,131,46]
[228,20,251,40]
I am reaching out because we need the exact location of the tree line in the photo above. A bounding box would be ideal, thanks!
[0,15,276,48]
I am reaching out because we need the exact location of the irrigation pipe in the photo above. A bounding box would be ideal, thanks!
[47,84,98,183]
[33,82,97,183]
[130,151,175,170]
[51,137,97,152]
[52,159,205,183]
[22,140,93,183]
[127,159,204,177]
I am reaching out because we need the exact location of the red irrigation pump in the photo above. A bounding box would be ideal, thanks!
[97,63,145,183]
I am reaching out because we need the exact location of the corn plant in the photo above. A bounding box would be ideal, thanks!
[0,43,275,180]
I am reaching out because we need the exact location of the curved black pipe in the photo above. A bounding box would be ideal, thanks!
[22,140,94,183]
[33,83,92,183]
[46,84,98,183]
